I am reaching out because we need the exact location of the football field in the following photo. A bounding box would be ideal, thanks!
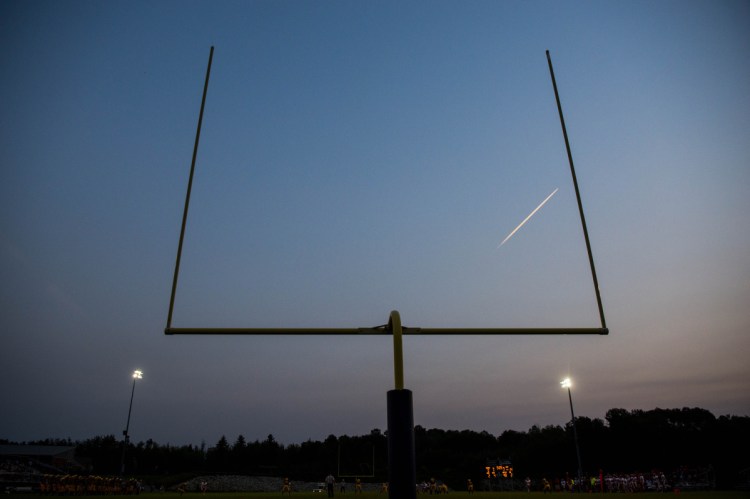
[5,492,750,499]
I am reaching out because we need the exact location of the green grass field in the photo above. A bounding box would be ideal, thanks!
[4,492,750,499]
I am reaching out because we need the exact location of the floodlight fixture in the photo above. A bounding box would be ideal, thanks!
[121,369,142,475]
[561,376,583,485]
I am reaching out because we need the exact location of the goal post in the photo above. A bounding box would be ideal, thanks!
[164,47,609,499]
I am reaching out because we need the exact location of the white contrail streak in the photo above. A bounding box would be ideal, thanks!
[498,187,559,248]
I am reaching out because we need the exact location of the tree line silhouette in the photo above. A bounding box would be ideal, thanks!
[6,407,749,489]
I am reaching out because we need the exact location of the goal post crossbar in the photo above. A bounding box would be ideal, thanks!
[165,327,608,335]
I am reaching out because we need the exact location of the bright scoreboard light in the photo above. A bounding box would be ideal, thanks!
[485,464,513,479]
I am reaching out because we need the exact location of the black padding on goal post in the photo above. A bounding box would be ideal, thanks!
[387,389,416,499]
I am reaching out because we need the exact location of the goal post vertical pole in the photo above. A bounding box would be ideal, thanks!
[387,310,416,499]
[392,311,404,390]
[546,50,607,330]
[167,46,214,330]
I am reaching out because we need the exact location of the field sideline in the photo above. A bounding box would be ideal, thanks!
[4,493,749,499]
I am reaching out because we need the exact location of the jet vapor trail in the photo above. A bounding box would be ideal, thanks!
[498,187,559,248]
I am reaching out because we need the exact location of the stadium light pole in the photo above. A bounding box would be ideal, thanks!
[561,378,583,488]
[121,370,143,475]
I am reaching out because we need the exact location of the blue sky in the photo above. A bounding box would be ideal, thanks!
[1,0,749,447]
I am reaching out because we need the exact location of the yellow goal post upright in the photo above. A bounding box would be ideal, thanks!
[164,47,608,499]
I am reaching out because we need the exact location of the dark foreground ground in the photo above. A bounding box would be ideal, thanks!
[4,492,750,499]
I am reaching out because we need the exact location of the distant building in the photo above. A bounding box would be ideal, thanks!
[0,445,82,473]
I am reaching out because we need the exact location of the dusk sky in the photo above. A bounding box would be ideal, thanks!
[1,0,749,448]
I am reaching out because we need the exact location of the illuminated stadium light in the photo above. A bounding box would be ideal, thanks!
[122,369,143,474]
[561,377,582,485]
